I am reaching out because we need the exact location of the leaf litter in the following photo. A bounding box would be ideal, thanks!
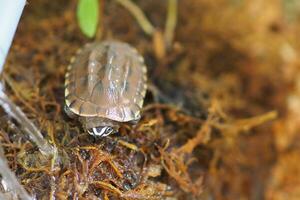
[0,0,297,199]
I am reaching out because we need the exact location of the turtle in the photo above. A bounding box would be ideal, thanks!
[64,41,147,137]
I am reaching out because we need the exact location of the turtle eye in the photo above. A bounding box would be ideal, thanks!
[102,127,114,137]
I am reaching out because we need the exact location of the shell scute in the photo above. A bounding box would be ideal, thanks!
[65,41,147,122]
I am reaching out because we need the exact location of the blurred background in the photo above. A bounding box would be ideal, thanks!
[1,0,300,199]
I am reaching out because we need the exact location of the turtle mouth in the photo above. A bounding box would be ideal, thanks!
[87,126,115,137]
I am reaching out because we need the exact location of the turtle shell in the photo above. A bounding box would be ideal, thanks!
[65,41,147,122]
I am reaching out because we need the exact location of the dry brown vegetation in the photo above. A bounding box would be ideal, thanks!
[1,0,300,199]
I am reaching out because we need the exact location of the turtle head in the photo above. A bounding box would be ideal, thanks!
[87,126,118,137]
[80,117,120,137]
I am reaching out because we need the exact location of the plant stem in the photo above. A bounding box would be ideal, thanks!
[115,0,155,36]
[165,0,178,48]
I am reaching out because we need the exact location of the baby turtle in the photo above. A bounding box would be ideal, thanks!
[64,41,147,137]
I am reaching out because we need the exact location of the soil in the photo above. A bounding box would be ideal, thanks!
[1,0,300,199]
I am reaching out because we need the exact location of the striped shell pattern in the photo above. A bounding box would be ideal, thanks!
[65,41,147,123]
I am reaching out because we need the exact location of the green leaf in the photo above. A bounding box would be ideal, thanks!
[77,0,99,38]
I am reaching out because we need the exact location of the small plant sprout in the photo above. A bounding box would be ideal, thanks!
[77,0,100,38]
